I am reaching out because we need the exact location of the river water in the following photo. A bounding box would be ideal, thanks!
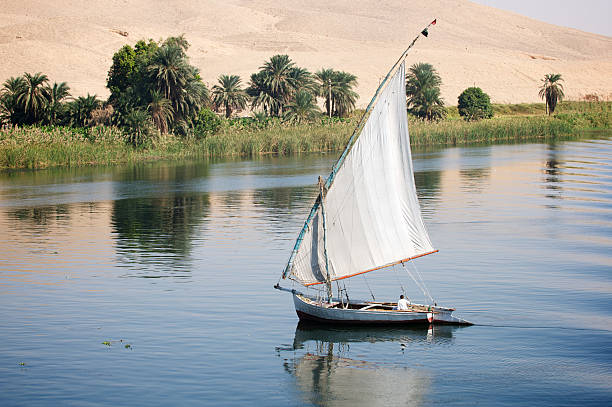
[0,136,611,406]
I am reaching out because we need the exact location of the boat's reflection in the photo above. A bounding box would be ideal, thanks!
[279,322,468,406]
[292,321,462,349]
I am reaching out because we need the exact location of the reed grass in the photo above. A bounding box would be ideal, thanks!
[409,115,576,146]
[0,102,609,169]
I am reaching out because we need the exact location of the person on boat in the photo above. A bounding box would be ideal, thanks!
[396,295,410,310]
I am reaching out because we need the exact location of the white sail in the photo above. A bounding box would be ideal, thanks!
[287,62,435,286]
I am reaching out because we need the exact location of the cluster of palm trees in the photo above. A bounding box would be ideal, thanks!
[107,38,358,135]
[209,54,358,124]
[107,35,209,137]
[0,72,102,127]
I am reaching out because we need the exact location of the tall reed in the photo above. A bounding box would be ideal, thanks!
[0,102,609,169]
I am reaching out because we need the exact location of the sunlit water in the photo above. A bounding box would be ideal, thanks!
[0,136,611,406]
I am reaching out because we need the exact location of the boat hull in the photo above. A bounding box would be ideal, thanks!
[293,294,471,325]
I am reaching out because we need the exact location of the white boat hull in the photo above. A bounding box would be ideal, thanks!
[293,294,471,325]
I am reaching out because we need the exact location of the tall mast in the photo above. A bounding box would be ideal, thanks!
[319,177,333,302]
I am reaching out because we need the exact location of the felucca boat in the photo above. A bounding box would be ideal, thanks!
[275,20,471,326]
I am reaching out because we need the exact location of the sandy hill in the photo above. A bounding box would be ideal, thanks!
[1,0,611,106]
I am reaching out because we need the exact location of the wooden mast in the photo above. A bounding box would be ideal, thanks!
[319,176,333,302]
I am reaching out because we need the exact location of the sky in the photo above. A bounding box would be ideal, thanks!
[471,0,612,37]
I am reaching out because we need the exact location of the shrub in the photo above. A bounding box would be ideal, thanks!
[458,87,493,121]
[193,108,222,138]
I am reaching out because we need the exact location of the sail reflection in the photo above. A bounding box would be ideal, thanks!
[280,323,465,407]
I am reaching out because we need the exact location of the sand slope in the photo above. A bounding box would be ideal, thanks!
[1,0,611,105]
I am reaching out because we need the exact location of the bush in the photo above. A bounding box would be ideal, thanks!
[458,87,493,121]
[193,108,222,138]
[122,109,157,147]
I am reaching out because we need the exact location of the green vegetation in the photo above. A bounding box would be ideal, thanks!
[539,73,565,115]
[108,35,209,136]
[410,115,573,145]
[405,62,446,121]
[1,34,609,170]
[314,69,358,118]
[246,54,316,117]
[458,87,493,121]
[211,75,248,118]
[283,91,321,123]
[1,102,609,169]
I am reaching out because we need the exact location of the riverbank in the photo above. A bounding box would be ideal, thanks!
[1,102,609,169]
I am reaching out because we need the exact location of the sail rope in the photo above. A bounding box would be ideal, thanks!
[401,260,434,304]
[362,274,376,301]
[393,265,407,297]
[409,260,434,303]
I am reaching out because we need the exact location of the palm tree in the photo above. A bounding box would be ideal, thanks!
[148,90,174,133]
[46,82,71,125]
[69,94,101,127]
[539,73,564,115]
[315,68,335,117]
[261,54,295,107]
[123,109,154,146]
[0,76,26,125]
[289,67,315,94]
[284,90,320,124]
[211,75,248,118]
[163,34,190,53]
[17,72,50,124]
[148,44,189,101]
[315,69,358,118]
[406,63,445,121]
[178,74,209,128]
[247,55,315,117]
[247,71,281,116]
[330,71,358,117]
[147,44,208,133]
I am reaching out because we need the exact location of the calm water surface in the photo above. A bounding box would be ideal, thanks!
[0,137,611,406]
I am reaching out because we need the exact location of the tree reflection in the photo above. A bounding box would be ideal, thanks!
[544,143,563,203]
[414,170,442,217]
[111,193,210,256]
[110,162,211,267]
[459,168,491,193]
[6,203,82,236]
[9,204,71,228]
[253,185,317,229]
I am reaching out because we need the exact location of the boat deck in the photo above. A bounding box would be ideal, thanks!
[304,297,454,313]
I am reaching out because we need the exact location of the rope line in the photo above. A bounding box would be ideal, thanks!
[362,274,376,301]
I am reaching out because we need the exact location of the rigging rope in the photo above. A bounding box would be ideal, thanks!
[401,261,434,304]
[362,274,376,301]
[409,260,434,303]
[393,265,407,297]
